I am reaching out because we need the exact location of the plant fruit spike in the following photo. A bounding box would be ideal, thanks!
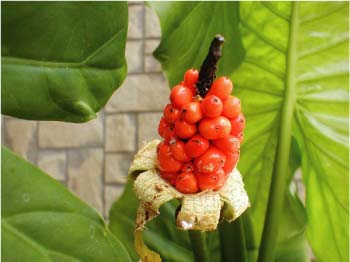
[128,35,250,262]
[157,35,245,194]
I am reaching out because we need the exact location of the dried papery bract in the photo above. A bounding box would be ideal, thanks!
[129,140,250,261]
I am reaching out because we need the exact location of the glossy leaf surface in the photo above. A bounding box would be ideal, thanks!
[2,2,128,122]
[2,147,132,261]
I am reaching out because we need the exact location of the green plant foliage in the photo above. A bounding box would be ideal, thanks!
[109,180,221,262]
[1,2,128,122]
[1,147,132,261]
[232,2,349,261]
[148,1,245,87]
[110,2,348,261]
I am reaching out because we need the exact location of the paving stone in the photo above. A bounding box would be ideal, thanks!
[38,115,103,148]
[104,185,125,217]
[67,149,103,214]
[145,7,161,38]
[127,5,144,39]
[105,114,136,152]
[106,74,169,112]
[38,151,66,181]
[105,153,133,183]
[4,119,37,163]
[126,41,143,73]
[138,112,162,149]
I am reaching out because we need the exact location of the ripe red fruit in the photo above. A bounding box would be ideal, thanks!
[184,68,199,87]
[199,116,231,140]
[212,135,240,154]
[237,132,244,143]
[181,101,203,123]
[201,95,223,118]
[175,172,199,194]
[157,152,182,173]
[196,168,228,191]
[223,152,240,174]
[164,104,180,123]
[170,85,193,109]
[194,146,226,173]
[207,77,233,101]
[158,117,175,140]
[160,172,178,185]
[175,120,197,139]
[181,162,195,173]
[222,96,241,119]
[185,135,209,158]
[230,114,245,136]
[170,139,191,162]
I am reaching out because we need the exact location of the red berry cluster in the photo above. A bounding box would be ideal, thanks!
[157,69,245,194]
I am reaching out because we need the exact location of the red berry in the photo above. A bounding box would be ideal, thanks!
[175,120,197,139]
[181,101,203,123]
[223,152,240,174]
[207,77,233,101]
[164,104,180,123]
[169,139,191,162]
[196,168,228,191]
[175,172,199,194]
[194,146,226,173]
[184,68,199,87]
[160,171,178,185]
[158,117,175,140]
[185,135,209,158]
[237,132,244,143]
[199,116,231,140]
[181,162,195,173]
[230,114,245,136]
[222,96,241,119]
[201,95,223,118]
[212,135,240,154]
[170,85,193,109]
[157,152,182,173]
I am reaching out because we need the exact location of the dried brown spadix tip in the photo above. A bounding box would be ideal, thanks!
[196,34,225,97]
[129,140,250,261]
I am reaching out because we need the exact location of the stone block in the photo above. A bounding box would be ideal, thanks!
[127,5,143,39]
[38,150,66,181]
[105,153,133,183]
[145,7,161,38]
[105,114,136,152]
[4,119,37,163]
[104,185,125,217]
[106,74,169,112]
[67,149,103,214]
[126,41,143,73]
[145,55,161,73]
[144,39,159,54]
[38,115,103,148]
[138,112,162,149]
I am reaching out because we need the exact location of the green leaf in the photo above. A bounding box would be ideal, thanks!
[148,1,245,87]
[1,147,132,262]
[232,2,349,261]
[1,2,128,122]
[109,180,221,262]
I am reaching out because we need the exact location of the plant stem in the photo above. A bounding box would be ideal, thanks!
[257,3,298,262]
[188,231,208,262]
[196,35,224,97]
[219,218,248,262]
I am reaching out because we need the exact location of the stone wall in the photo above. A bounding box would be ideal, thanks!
[2,2,167,217]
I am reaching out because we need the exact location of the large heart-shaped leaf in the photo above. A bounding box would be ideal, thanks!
[232,2,348,261]
[2,147,132,261]
[148,1,245,87]
[149,1,348,261]
[2,2,128,122]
